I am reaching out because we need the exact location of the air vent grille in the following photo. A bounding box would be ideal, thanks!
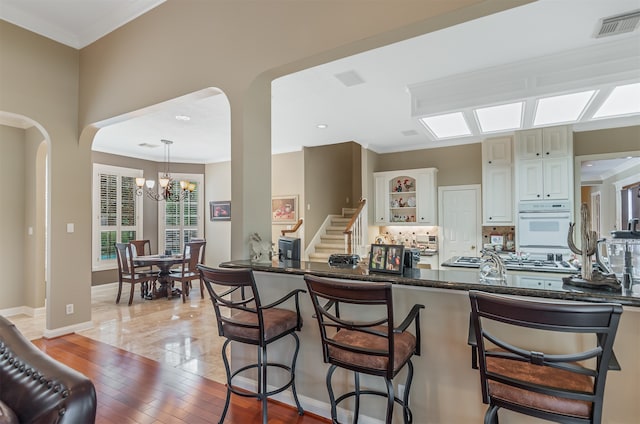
[401,130,419,136]
[334,70,365,87]
[595,10,640,38]
[138,143,160,148]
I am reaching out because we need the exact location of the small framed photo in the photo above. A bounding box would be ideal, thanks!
[369,244,404,275]
[210,201,231,221]
[272,195,298,224]
[490,234,504,247]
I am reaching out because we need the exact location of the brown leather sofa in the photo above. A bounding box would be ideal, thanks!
[0,315,96,423]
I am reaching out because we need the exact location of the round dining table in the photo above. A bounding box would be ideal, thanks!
[134,254,186,299]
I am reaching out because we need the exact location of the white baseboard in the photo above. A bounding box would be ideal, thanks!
[43,320,94,339]
[0,305,43,317]
[234,375,384,424]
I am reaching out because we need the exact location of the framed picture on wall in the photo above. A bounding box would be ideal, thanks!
[272,195,298,224]
[368,243,404,275]
[210,201,231,221]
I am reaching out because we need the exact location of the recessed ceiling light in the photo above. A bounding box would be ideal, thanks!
[419,112,471,139]
[592,83,640,118]
[316,124,328,129]
[475,102,523,133]
[533,90,596,126]
[175,115,191,121]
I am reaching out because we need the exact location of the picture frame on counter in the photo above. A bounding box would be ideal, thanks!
[210,201,231,221]
[369,243,404,275]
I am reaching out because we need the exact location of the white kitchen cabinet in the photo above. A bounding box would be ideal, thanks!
[482,136,514,225]
[517,157,570,200]
[516,126,570,159]
[483,136,512,166]
[515,126,573,202]
[373,168,437,225]
[374,174,388,224]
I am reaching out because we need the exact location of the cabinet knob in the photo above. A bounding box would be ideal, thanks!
[489,216,492,220]
[536,152,540,156]
[545,152,550,155]
[488,160,492,164]
[546,194,550,197]
[471,245,476,250]
[537,194,541,198]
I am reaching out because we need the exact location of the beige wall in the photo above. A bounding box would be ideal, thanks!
[376,142,483,186]
[0,0,538,332]
[204,161,232,268]
[574,125,640,156]
[272,151,305,246]
[0,126,26,309]
[304,142,360,243]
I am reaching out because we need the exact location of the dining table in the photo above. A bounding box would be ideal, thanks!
[134,254,186,299]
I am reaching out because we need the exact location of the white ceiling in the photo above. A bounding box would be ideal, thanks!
[1,0,639,178]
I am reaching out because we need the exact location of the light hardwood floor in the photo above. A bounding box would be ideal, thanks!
[8,282,227,384]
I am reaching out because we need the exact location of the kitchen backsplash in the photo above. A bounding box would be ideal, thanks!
[377,225,438,246]
[482,225,516,252]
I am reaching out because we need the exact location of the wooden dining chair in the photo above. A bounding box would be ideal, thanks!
[168,240,206,302]
[115,243,156,305]
[129,239,157,297]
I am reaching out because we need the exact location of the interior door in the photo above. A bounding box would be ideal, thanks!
[439,185,481,259]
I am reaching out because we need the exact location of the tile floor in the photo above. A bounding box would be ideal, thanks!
[7,282,227,384]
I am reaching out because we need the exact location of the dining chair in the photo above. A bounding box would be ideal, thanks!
[115,242,156,305]
[469,290,623,424]
[130,239,156,297]
[189,237,207,297]
[198,265,305,424]
[303,274,425,423]
[168,240,206,302]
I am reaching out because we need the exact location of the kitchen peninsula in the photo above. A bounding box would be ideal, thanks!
[220,259,639,423]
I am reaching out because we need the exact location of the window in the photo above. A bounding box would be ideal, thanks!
[158,173,204,254]
[93,164,143,271]
[621,182,640,230]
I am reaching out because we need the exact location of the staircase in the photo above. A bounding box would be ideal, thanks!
[307,208,357,263]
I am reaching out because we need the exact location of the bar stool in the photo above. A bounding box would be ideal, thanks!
[303,274,424,423]
[198,265,305,424]
[469,290,622,424]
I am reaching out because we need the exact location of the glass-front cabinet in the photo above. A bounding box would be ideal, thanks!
[374,168,437,225]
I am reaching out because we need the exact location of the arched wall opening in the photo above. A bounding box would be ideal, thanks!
[79,87,231,282]
[0,112,50,315]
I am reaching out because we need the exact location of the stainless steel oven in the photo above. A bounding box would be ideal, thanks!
[517,201,572,257]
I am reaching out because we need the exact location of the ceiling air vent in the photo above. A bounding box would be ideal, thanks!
[401,130,419,136]
[595,9,640,38]
[334,70,365,87]
[138,142,160,148]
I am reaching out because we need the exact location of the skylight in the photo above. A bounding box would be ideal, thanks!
[592,83,640,118]
[419,112,471,139]
[475,102,523,133]
[533,90,596,126]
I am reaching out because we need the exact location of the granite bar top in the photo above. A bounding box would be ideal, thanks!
[219,259,640,307]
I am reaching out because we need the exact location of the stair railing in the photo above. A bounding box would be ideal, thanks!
[281,218,303,237]
[343,198,367,255]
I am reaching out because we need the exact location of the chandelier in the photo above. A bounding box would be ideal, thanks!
[135,139,196,201]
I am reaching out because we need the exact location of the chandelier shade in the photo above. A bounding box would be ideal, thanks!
[135,139,195,201]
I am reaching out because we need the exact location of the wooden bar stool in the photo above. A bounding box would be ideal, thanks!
[469,290,622,424]
[198,265,305,424]
[304,274,424,423]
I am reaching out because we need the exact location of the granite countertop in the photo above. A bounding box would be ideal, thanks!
[219,259,640,307]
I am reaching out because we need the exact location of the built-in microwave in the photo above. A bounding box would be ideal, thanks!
[517,201,572,257]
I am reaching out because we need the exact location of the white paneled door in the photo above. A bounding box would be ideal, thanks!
[439,185,482,260]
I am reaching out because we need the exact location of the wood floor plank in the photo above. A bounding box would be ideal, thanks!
[32,334,329,424]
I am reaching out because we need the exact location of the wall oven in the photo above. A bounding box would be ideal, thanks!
[517,201,572,258]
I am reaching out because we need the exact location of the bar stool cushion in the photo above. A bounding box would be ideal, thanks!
[330,325,417,372]
[224,308,300,342]
[487,356,593,419]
